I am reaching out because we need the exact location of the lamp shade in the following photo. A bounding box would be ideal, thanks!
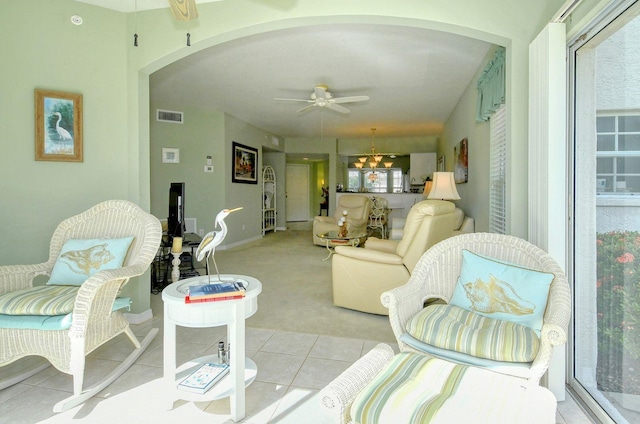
[427,172,460,200]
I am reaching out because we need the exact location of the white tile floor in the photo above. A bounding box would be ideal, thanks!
[0,296,595,424]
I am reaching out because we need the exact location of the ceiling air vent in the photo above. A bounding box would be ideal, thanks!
[156,109,184,124]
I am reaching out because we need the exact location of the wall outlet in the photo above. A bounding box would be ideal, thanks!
[204,165,214,173]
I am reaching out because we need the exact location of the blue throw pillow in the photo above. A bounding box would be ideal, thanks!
[449,250,554,333]
[47,237,134,286]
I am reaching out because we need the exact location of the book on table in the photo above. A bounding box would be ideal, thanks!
[187,280,246,302]
[185,293,244,303]
[177,362,230,394]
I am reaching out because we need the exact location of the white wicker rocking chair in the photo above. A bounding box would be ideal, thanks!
[0,200,162,412]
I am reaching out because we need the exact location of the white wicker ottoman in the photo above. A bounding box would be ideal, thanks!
[320,344,557,424]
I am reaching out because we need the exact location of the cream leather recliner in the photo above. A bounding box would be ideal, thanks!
[389,207,475,240]
[331,200,458,315]
[313,195,371,246]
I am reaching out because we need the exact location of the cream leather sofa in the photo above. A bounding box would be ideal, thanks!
[388,207,474,240]
[313,195,371,246]
[331,200,458,315]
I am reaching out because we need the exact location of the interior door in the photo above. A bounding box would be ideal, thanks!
[285,164,310,221]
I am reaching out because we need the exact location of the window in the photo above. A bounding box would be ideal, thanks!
[597,113,640,194]
[347,169,403,193]
[489,104,506,234]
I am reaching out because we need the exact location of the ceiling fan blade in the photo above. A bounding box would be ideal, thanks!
[296,104,317,114]
[168,0,199,21]
[274,98,314,103]
[326,103,350,114]
[331,95,370,104]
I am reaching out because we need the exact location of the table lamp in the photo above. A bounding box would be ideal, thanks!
[427,172,460,200]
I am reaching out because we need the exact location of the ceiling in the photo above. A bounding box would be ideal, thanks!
[78,1,493,141]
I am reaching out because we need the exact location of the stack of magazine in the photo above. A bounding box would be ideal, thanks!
[177,362,230,394]
[185,280,246,303]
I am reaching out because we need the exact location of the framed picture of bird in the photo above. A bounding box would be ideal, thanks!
[35,89,83,162]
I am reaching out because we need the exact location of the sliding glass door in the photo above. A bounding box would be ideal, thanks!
[570,1,640,422]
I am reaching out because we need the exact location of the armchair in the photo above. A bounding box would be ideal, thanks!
[313,195,371,246]
[381,233,571,384]
[389,207,474,240]
[0,200,162,412]
[331,200,458,315]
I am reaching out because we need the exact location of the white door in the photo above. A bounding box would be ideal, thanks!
[286,164,309,221]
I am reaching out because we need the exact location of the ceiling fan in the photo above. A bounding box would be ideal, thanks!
[274,84,369,114]
[168,0,199,21]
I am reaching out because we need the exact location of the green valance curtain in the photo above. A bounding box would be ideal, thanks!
[476,47,505,122]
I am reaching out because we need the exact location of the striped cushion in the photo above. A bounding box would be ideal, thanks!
[0,286,78,315]
[406,304,540,363]
[351,353,467,424]
[350,352,557,424]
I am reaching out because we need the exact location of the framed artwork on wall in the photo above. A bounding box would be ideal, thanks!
[232,141,258,184]
[162,147,180,163]
[454,138,468,183]
[35,89,83,162]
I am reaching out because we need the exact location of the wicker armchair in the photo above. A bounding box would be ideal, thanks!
[0,200,162,412]
[381,233,571,384]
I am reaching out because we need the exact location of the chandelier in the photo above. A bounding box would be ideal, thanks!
[354,128,393,176]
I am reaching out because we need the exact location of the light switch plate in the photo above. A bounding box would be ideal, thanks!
[204,165,214,173]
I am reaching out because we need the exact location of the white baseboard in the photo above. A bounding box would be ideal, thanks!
[124,308,153,325]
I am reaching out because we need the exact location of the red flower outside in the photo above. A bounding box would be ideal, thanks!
[616,253,635,263]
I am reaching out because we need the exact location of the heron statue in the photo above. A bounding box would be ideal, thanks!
[195,207,243,281]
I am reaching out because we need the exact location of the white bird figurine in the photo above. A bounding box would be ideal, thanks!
[53,112,72,141]
[195,207,243,280]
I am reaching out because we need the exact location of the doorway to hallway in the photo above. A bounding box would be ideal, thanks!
[286,164,310,222]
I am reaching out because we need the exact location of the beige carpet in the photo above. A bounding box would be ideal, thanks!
[199,225,395,344]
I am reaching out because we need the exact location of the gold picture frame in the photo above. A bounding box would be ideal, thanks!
[35,89,83,162]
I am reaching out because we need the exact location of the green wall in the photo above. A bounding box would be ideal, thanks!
[440,47,497,233]
[150,108,284,247]
[150,105,226,234]
[1,0,568,318]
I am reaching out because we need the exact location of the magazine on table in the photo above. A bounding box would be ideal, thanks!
[177,362,230,394]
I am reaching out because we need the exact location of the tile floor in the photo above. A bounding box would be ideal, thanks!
[0,296,595,424]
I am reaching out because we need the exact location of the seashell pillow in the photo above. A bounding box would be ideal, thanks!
[46,237,134,286]
[448,250,554,334]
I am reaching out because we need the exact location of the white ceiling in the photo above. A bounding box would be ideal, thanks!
[77,1,493,141]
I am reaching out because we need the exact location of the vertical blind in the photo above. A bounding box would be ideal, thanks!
[490,104,507,234]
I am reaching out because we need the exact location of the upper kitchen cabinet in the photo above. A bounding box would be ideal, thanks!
[409,153,437,185]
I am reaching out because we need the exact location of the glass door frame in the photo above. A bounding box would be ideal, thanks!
[567,1,640,422]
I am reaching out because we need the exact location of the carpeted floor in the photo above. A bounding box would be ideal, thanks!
[201,224,396,344]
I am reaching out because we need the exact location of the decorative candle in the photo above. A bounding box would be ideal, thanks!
[343,210,348,215]
[171,236,183,253]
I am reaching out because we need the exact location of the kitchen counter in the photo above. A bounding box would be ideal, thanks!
[335,192,425,227]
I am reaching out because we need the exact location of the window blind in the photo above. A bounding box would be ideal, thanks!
[490,104,507,234]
